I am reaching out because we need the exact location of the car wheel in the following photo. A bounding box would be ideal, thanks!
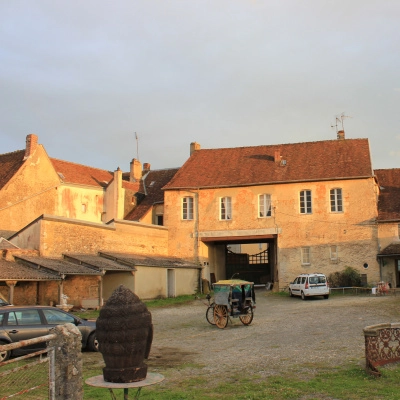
[324,295,329,299]
[301,291,306,300]
[0,340,11,362]
[87,333,99,352]
[289,289,294,297]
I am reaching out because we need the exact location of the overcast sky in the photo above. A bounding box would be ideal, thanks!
[1,1,399,172]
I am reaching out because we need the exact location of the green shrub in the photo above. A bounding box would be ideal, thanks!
[328,266,361,287]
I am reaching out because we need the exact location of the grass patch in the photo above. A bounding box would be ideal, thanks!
[74,294,203,319]
[82,361,400,399]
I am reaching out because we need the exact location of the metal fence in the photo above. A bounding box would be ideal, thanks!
[0,334,56,400]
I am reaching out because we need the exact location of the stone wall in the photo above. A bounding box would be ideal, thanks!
[10,215,169,258]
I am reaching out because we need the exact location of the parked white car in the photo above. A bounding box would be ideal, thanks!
[289,273,330,300]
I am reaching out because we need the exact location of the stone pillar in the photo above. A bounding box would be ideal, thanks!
[58,281,64,305]
[49,323,83,399]
[98,275,103,307]
[6,281,17,304]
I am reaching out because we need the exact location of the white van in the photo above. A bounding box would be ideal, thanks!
[289,273,330,300]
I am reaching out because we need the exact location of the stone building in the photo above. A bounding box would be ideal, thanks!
[163,134,381,290]
[375,169,400,287]
[0,135,199,305]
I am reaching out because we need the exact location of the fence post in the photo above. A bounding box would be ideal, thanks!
[49,323,83,400]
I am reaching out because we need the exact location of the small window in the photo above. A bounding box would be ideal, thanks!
[82,204,87,213]
[156,215,163,226]
[330,245,338,261]
[330,188,343,212]
[182,197,194,220]
[301,247,311,265]
[259,194,272,217]
[220,197,232,220]
[300,190,312,214]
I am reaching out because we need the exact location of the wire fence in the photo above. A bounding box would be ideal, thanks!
[0,348,53,400]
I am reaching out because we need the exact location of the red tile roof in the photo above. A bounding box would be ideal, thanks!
[375,169,400,221]
[125,168,179,221]
[0,150,25,190]
[163,139,373,190]
[50,158,113,188]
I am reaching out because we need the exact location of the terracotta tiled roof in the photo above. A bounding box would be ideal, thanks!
[99,251,201,269]
[163,139,373,190]
[0,259,61,281]
[125,168,179,221]
[63,254,136,271]
[375,169,400,221]
[0,150,25,190]
[50,158,113,188]
[378,243,400,256]
[14,255,102,276]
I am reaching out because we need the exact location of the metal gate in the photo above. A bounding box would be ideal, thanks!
[0,334,56,399]
[226,249,271,284]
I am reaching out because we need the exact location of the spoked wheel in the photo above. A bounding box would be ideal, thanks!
[214,305,229,329]
[206,303,216,325]
[239,305,253,326]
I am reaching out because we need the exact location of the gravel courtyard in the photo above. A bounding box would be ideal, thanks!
[84,292,400,387]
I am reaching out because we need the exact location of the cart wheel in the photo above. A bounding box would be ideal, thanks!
[214,305,228,329]
[239,305,253,326]
[206,303,216,325]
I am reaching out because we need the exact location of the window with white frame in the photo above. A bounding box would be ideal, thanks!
[330,188,343,212]
[300,190,312,214]
[259,194,272,217]
[301,247,311,265]
[330,245,338,261]
[182,197,194,220]
[220,197,232,220]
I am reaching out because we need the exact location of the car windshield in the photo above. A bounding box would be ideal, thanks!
[309,276,326,284]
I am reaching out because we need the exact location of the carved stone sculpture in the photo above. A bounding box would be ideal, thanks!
[96,285,153,382]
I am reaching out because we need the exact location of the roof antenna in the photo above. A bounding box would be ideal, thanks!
[331,113,352,135]
[135,132,139,161]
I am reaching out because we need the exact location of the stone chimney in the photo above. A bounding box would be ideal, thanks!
[143,163,151,173]
[190,142,201,156]
[274,149,281,163]
[24,134,38,159]
[130,158,142,182]
[337,130,345,140]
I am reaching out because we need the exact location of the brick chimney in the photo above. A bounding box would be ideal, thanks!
[143,163,151,172]
[190,142,201,156]
[130,158,142,182]
[274,149,281,162]
[337,130,345,140]
[24,134,38,159]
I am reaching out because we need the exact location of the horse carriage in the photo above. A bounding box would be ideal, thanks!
[206,279,256,329]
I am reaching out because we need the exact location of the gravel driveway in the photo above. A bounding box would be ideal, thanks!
[84,291,400,386]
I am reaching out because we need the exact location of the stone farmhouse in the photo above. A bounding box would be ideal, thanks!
[1,132,400,306]
[0,134,199,306]
[163,134,395,290]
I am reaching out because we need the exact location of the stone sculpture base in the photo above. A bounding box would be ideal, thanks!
[103,365,148,383]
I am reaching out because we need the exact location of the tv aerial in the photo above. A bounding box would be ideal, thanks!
[331,112,352,134]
